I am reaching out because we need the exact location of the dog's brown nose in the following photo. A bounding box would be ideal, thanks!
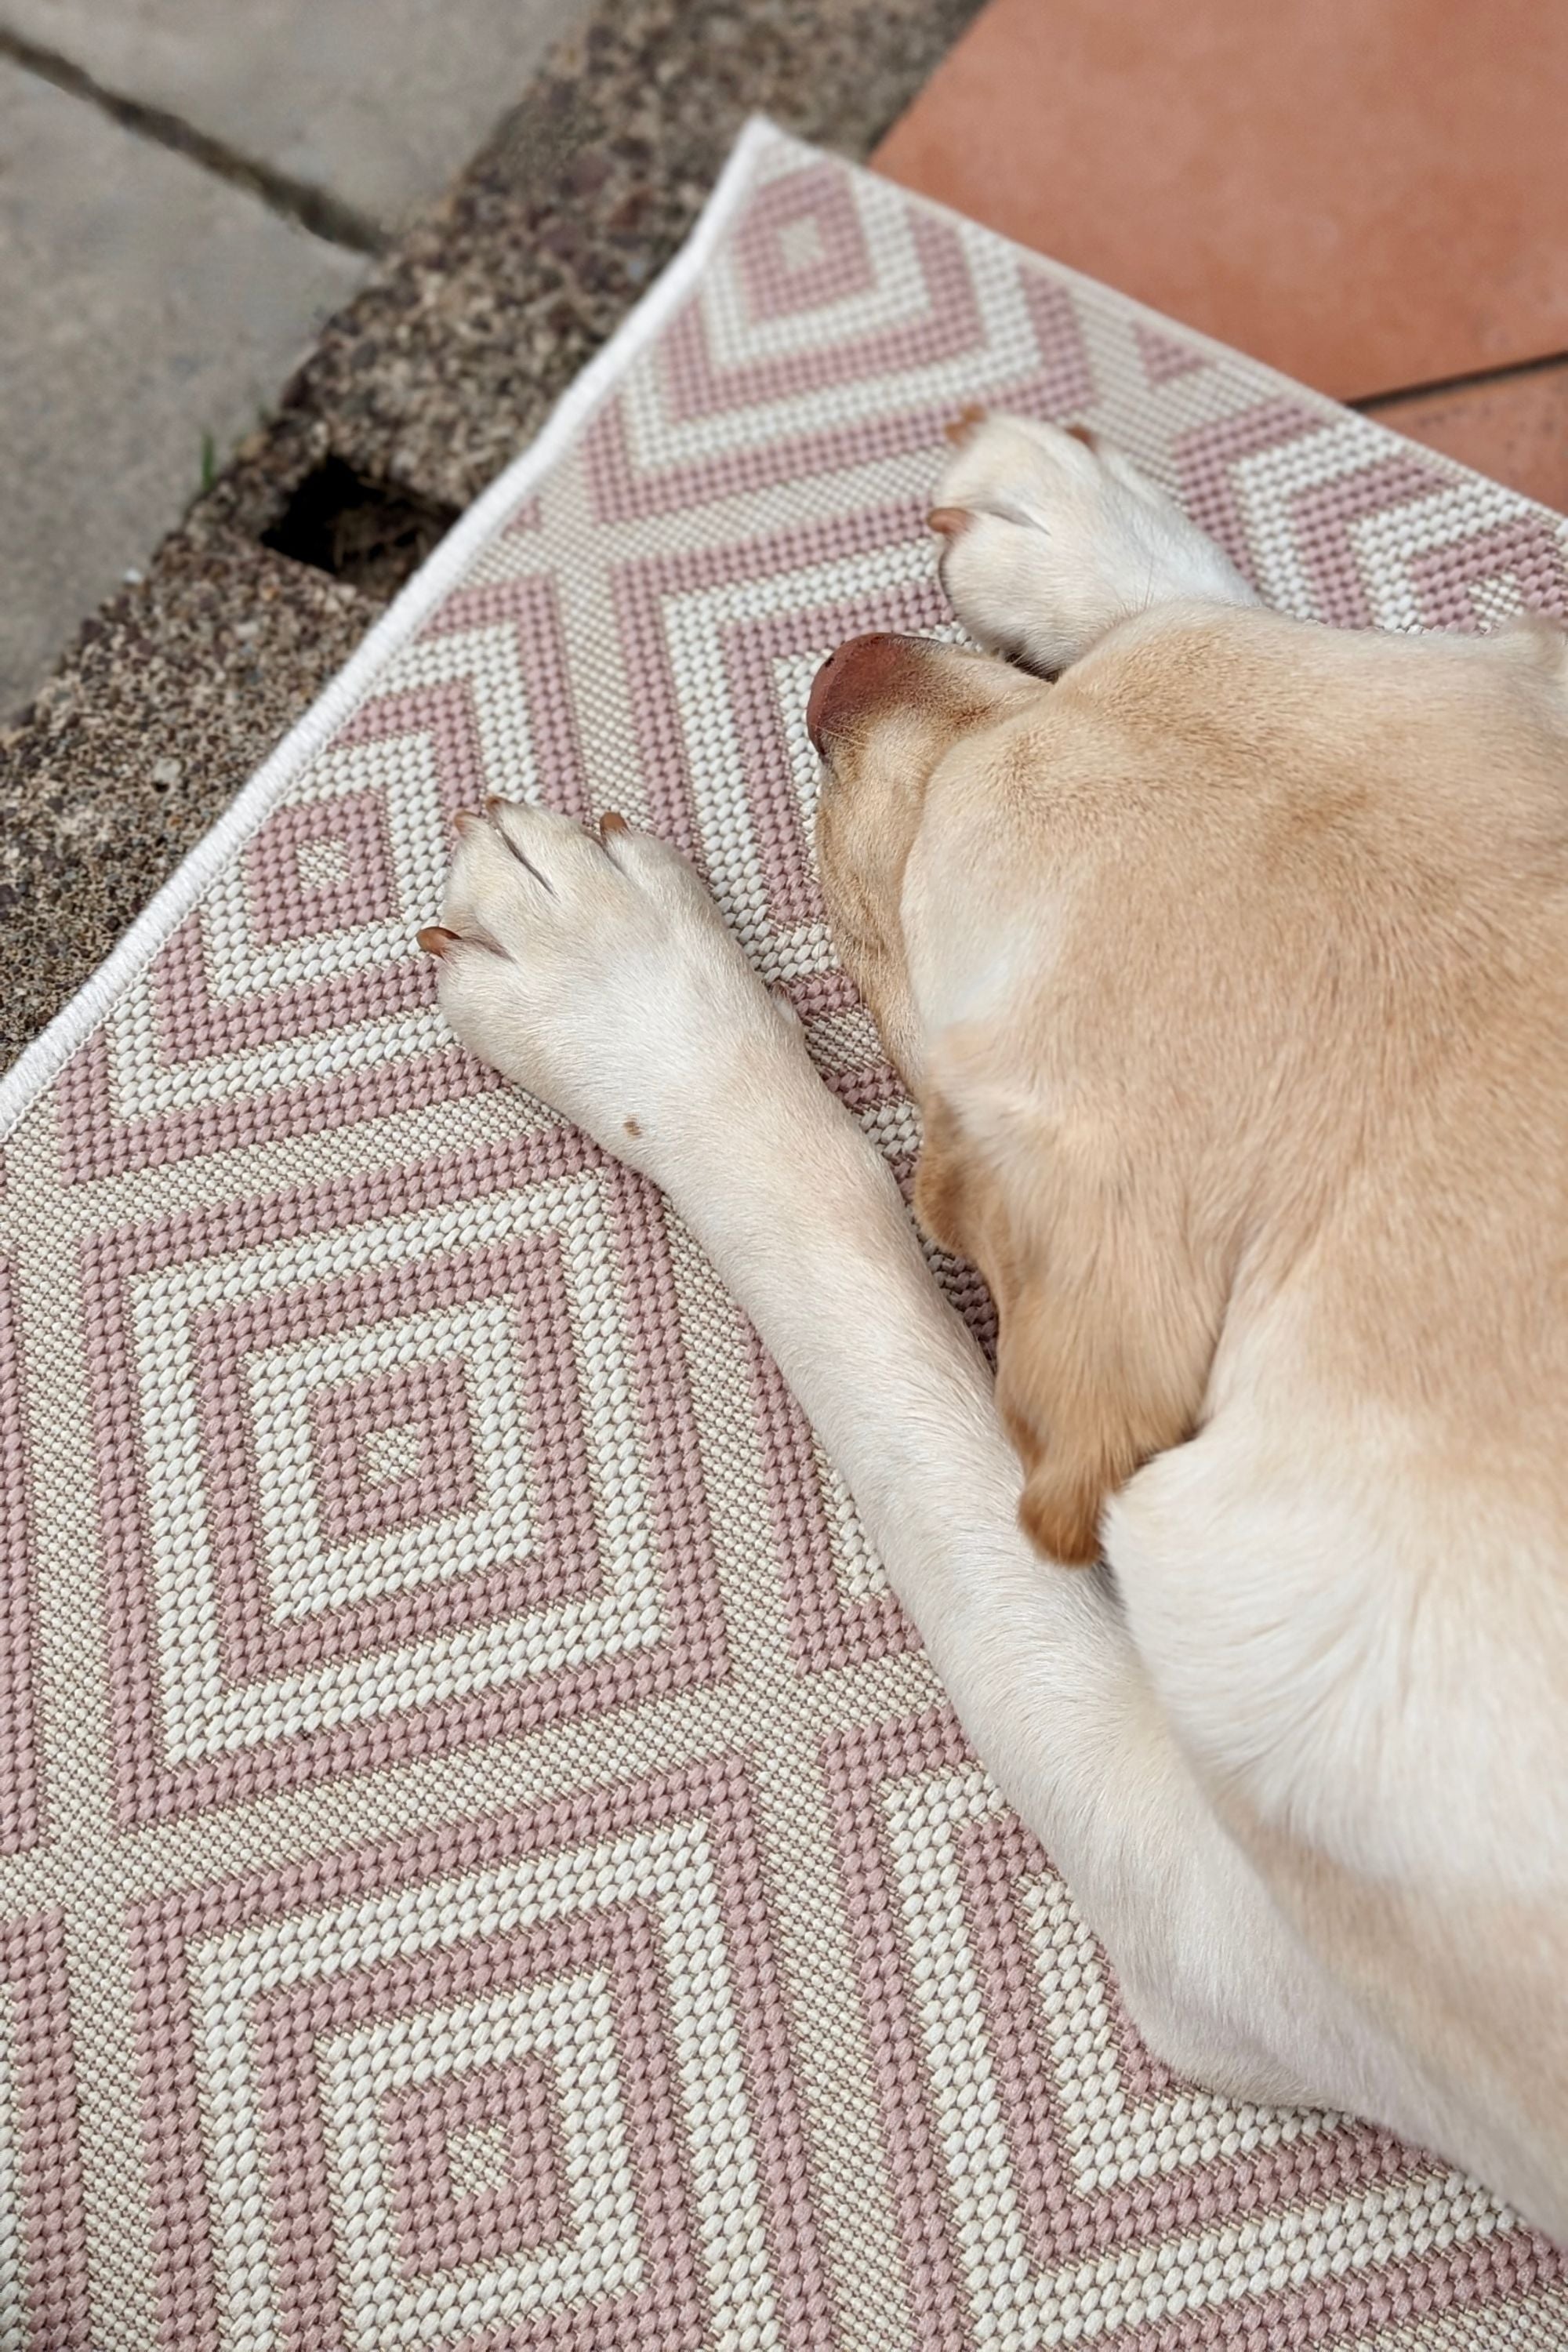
[807,632,929,753]
[805,641,849,751]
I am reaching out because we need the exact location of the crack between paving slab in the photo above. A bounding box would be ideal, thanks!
[1355,344,1568,412]
[0,22,392,255]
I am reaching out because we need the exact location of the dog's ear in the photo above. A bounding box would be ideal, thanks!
[999,1247,1216,1566]
[911,1087,974,1258]
[916,1085,1225,1566]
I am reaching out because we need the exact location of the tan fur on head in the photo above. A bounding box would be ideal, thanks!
[942,403,988,447]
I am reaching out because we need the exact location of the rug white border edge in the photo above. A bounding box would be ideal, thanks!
[0,112,787,1145]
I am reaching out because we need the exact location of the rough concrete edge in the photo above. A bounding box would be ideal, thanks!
[0,114,787,1141]
[193,0,989,539]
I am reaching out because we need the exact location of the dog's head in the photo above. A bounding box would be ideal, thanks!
[811,608,1568,1564]
[812,622,1236,1563]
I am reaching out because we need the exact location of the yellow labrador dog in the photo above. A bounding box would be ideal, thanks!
[423,415,1568,2241]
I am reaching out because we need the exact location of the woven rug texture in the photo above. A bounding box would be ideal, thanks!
[1,119,1566,2351]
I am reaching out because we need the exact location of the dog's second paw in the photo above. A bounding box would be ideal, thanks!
[422,802,800,1178]
[930,413,1257,673]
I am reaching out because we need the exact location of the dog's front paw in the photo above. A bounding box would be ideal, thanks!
[422,802,800,1176]
[930,412,1256,673]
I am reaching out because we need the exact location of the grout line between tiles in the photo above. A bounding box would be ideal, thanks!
[0,20,392,255]
[1355,345,1568,413]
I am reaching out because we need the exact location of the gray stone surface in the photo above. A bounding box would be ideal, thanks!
[0,521,376,1057]
[0,0,593,230]
[0,60,366,713]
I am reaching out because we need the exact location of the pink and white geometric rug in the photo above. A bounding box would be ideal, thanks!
[1,118,1565,2351]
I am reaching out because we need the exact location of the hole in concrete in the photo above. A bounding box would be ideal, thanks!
[262,457,459,599]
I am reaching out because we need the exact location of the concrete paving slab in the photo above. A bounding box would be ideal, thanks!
[0,0,594,231]
[0,58,366,716]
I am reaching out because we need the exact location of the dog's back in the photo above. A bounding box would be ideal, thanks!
[1068,609,1568,2223]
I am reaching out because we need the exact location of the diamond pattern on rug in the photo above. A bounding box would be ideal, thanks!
[129,1758,833,2352]
[82,1131,724,1821]
[0,122,1564,2349]
[384,2052,569,2274]
[734,159,877,322]
[53,575,583,1179]
[243,788,400,949]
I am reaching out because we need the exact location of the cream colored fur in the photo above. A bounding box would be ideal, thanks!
[426,415,1568,2242]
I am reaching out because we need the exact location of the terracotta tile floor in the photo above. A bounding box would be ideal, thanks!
[874,0,1568,510]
